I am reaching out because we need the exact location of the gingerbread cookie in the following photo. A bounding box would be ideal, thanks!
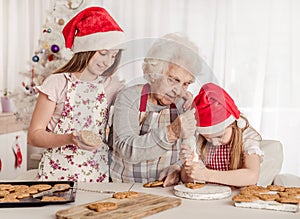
[30,184,52,192]
[284,187,300,194]
[12,191,31,199]
[53,183,71,191]
[79,130,102,147]
[0,197,20,202]
[267,185,285,192]
[275,197,300,204]
[0,184,14,192]
[41,196,67,202]
[13,185,30,192]
[240,185,269,195]
[185,182,205,189]
[4,193,18,199]
[88,202,118,212]
[27,188,39,195]
[0,190,9,198]
[256,193,279,201]
[112,191,139,199]
[143,180,164,188]
[232,194,259,202]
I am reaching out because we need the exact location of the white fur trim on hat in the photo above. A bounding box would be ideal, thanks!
[72,31,126,53]
[237,117,246,128]
[197,115,236,135]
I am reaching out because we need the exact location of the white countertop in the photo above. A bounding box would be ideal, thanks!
[0,182,299,219]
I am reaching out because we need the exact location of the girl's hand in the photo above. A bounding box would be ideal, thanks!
[184,160,207,182]
[181,91,194,111]
[71,132,100,151]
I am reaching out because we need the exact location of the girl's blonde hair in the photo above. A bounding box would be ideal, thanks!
[198,115,260,170]
[53,50,122,77]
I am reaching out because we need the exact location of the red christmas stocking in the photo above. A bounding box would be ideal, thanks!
[13,136,23,168]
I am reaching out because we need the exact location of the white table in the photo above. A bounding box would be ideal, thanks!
[0,182,299,219]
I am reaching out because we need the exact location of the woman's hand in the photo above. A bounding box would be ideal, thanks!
[168,108,196,140]
[159,165,181,187]
[179,144,193,163]
[181,90,194,111]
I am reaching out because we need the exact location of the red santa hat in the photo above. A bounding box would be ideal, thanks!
[62,7,126,53]
[194,82,246,134]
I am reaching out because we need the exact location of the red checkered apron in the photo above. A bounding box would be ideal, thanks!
[139,83,177,129]
[204,144,231,171]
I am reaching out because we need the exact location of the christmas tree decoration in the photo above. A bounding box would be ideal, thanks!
[32,55,39,62]
[12,0,92,125]
[58,18,65,25]
[51,44,60,53]
[13,136,23,168]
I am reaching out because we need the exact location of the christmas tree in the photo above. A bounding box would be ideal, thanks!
[12,0,96,125]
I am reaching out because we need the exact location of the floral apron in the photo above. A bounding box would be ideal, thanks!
[38,73,109,182]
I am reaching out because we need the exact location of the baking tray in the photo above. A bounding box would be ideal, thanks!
[0,181,77,207]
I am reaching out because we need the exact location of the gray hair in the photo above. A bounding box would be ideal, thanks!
[142,33,202,83]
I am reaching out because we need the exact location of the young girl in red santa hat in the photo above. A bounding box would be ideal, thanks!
[28,7,126,182]
[181,82,264,187]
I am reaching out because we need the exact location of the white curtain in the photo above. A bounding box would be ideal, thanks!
[1,0,299,176]
[102,0,300,176]
[0,0,50,92]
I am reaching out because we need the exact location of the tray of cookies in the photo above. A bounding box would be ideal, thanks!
[232,185,300,212]
[0,181,76,207]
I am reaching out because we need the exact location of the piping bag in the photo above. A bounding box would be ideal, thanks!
[182,136,205,183]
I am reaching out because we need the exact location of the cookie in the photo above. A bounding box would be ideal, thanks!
[80,130,102,147]
[232,194,259,202]
[13,185,30,191]
[88,202,118,212]
[0,197,20,202]
[0,190,9,198]
[16,192,31,199]
[112,191,139,199]
[284,187,300,194]
[30,184,52,192]
[143,180,164,188]
[256,193,279,201]
[41,196,67,202]
[0,184,14,192]
[185,182,205,189]
[240,185,269,195]
[275,197,300,204]
[267,185,285,192]
[53,183,71,191]
[4,193,18,199]
[278,191,298,198]
[27,188,39,195]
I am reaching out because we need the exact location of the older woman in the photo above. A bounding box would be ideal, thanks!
[110,33,202,186]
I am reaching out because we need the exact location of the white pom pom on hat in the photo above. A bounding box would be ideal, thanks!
[194,82,246,134]
[237,117,246,129]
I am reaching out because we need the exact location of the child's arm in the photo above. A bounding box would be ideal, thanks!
[184,153,260,187]
[27,93,77,148]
